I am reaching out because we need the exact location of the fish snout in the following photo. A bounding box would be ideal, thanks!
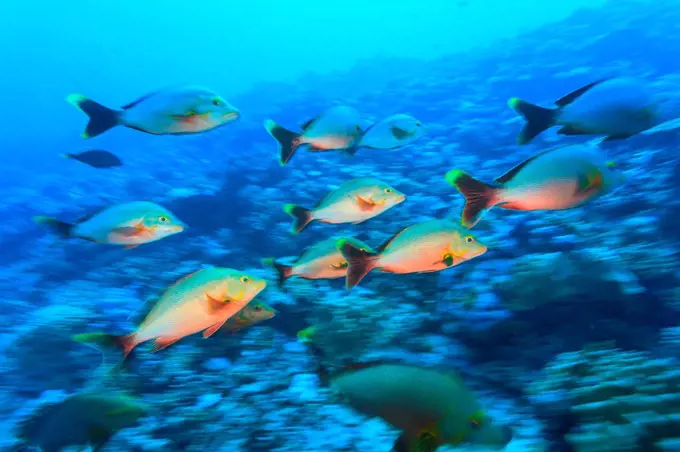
[396,193,407,203]
[223,107,241,122]
[172,221,188,233]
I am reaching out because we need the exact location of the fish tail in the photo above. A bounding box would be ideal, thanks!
[60,153,73,159]
[336,238,380,290]
[445,169,500,228]
[262,257,294,287]
[66,94,121,138]
[264,119,302,165]
[283,204,313,234]
[72,332,136,369]
[507,97,557,145]
[33,216,74,238]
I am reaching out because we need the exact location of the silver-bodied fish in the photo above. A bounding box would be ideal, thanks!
[74,268,267,359]
[446,144,622,228]
[263,237,374,286]
[509,77,662,144]
[264,106,363,165]
[67,86,240,138]
[15,392,147,452]
[34,201,186,248]
[337,219,487,290]
[352,114,426,154]
[320,362,512,451]
[283,178,406,234]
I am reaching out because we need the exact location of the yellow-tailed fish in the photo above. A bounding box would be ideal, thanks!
[336,219,486,290]
[263,237,374,286]
[73,268,266,360]
[351,114,427,155]
[15,392,147,452]
[445,144,623,228]
[264,105,363,165]
[319,362,512,451]
[66,85,240,138]
[509,77,662,144]
[33,201,186,249]
[221,301,276,334]
[284,178,406,234]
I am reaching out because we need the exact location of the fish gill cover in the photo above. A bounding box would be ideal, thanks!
[2,0,680,451]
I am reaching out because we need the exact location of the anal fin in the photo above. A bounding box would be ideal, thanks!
[557,125,587,136]
[151,336,181,352]
[203,318,229,338]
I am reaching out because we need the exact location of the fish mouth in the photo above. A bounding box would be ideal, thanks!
[396,194,407,203]
[222,110,240,122]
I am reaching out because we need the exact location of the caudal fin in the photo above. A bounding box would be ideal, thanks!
[66,94,121,138]
[262,257,294,287]
[336,238,379,290]
[445,169,500,228]
[72,332,136,368]
[33,216,74,238]
[508,98,557,145]
[264,119,302,165]
[284,204,313,234]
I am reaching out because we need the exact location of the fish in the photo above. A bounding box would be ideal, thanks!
[262,237,375,286]
[67,85,240,138]
[509,77,662,144]
[283,178,406,234]
[337,219,487,290]
[33,201,186,248]
[264,106,363,165]
[15,392,147,452]
[62,150,123,168]
[297,325,320,344]
[73,267,267,361]
[221,301,277,334]
[445,144,623,228]
[351,114,427,154]
[319,362,513,451]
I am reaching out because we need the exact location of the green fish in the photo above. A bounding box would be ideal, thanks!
[263,237,374,286]
[15,392,147,452]
[320,362,512,451]
[337,219,487,290]
[221,301,277,334]
[284,178,406,234]
[509,77,662,144]
[74,268,267,361]
[67,85,240,138]
[34,201,186,248]
[445,144,623,228]
[264,106,363,165]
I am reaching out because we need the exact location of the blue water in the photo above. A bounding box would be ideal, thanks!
[2,0,680,450]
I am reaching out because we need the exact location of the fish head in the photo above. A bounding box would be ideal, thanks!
[368,183,407,208]
[450,231,487,263]
[218,272,267,304]
[247,302,277,322]
[177,87,240,127]
[141,208,187,239]
[439,407,512,449]
[387,114,427,142]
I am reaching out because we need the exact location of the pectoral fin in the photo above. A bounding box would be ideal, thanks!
[356,196,377,211]
[203,318,228,338]
[206,293,230,314]
[112,226,145,237]
[576,169,603,194]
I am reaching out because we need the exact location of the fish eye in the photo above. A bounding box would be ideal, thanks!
[212,97,222,106]
[240,276,250,283]
[384,188,392,194]
[254,305,262,312]
[415,121,422,126]
[158,216,169,223]
[469,419,482,430]
[465,236,474,244]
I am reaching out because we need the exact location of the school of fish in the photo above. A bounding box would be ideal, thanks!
[23,75,676,451]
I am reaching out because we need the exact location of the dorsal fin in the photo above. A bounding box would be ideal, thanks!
[76,206,108,224]
[329,360,394,377]
[300,116,319,131]
[554,78,612,107]
[376,230,402,253]
[494,147,564,184]
[122,91,160,110]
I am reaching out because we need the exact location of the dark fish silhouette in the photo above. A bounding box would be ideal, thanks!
[62,150,123,168]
